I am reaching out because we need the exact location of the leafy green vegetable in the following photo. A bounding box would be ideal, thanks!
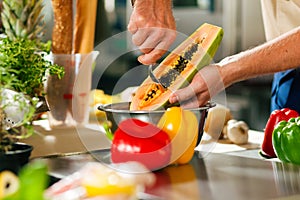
[0,37,64,97]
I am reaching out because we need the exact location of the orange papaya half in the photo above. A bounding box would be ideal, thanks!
[130,23,224,111]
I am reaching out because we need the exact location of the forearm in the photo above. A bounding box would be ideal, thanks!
[219,26,300,87]
[133,0,173,10]
[132,0,174,28]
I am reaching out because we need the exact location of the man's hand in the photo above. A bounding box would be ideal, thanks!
[128,0,176,65]
[169,65,225,108]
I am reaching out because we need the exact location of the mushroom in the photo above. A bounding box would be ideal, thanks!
[225,119,249,145]
[204,104,232,139]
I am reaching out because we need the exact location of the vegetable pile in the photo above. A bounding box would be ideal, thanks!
[107,107,200,171]
[261,108,299,158]
[260,108,300,166]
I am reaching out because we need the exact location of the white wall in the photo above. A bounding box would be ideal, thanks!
[240,0,266,50]
[173,0,266,60]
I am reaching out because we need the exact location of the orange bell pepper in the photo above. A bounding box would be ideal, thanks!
[157,107,199,165]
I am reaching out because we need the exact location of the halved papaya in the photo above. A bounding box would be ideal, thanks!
[130,23,223,111]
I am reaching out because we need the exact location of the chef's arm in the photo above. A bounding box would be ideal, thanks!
[218,26,300,87]
[168,26,300,107]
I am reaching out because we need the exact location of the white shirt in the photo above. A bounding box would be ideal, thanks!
[261,0,300,41]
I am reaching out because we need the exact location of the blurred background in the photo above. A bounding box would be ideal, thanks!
[41,0,271,131]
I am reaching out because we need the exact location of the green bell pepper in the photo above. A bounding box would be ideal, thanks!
[272,116,300,165]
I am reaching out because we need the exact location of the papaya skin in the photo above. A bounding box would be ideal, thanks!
[130,23,223,111]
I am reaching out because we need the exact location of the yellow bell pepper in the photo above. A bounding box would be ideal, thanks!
[157,107,199,165]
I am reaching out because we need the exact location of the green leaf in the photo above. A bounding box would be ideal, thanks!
[0,37,64,97]
[103,121,114,141]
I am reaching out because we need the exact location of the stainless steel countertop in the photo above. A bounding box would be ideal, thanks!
[23,120,300,199]
[40,149,300,200]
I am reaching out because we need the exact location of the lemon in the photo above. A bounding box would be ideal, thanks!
[0,171,19,198]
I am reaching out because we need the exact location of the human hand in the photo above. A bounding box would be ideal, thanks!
[168,65,225,108]
[128,0,176,65]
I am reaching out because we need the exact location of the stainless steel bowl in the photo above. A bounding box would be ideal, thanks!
[98,102,215,145]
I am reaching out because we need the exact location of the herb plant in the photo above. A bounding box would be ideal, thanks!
[0,37,64,96]
[0,37,64,152]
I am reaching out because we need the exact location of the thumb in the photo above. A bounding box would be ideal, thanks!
[138,54,159,65]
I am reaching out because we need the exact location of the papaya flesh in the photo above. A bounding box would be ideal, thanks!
[130,23,224,111]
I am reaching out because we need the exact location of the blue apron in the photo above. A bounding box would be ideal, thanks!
[271,68,300,113]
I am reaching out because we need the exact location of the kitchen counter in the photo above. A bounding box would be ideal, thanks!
[23,119,263,159]
[22,120,300,200]
[42,149,300,200]
[22,120,112,158]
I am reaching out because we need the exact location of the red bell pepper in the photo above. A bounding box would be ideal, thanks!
[261,108,299,158]
[111,118,171,171]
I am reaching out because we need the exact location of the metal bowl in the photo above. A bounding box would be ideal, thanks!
[98,102,215,145]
